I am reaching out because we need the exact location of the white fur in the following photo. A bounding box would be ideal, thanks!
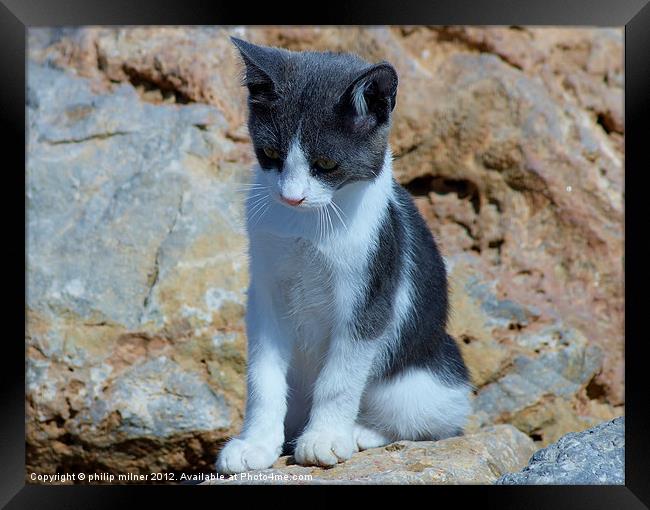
[269,137,333,209]
[353,423,392,451]
[351,79,369,116]
[216,145,470,474]
[360,369,472,441]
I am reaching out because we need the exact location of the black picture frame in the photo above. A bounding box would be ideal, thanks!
[4,0,649,507]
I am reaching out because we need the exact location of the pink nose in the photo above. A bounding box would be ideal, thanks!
[281,196,305,206]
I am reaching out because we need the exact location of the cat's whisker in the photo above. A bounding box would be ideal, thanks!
[328,202,348,232]
[231,182,267,187]
[235,185,268,193]
[233,182,267,187]
[323,207,330,242]
[248,195,269,210]
[249,206,267,228]
[247,195,267,205]
[239,188,267,193]
[248,196,269,224]
[318,206,326,242]
[329,202,348,233]
[320,207,326,245]
[317,207,324,245]
[248,191,269,200]
[253,195,269,213]
[325,205,334,239]
[252,201,270,227]
[248,198,265,213]
[249,204,267,223]
[322,206,329,240]
[331,200,348,221]
[246,191,268,201]
[247,207,264,227]
[236,189,267,196]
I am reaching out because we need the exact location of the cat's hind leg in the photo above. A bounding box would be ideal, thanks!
[359,368,472,442]
[353,423,392,451]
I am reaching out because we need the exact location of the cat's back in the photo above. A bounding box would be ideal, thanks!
[391,179,450,328]
[391,181,446,273]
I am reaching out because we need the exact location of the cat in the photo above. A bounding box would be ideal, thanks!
[215,37,472,474]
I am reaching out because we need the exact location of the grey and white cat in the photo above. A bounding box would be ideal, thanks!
[216,38,472,474]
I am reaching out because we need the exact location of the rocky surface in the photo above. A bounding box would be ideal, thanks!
[447,255,618,445]
[26,60,250,475]
[26,26,623,479]
[497,417,624,484]
[203,425,536,485]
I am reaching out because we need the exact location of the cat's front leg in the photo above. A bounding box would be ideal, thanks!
[215,291,291,474]
[294,336,378,467]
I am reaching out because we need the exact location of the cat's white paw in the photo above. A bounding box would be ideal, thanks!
[294,429,357,467]
[353,424,392,451]
[215,438,279,474]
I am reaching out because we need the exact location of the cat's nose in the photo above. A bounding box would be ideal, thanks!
[280,195,305,207]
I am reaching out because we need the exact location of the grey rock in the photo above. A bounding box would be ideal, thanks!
[496,417,624,485]
[27,62,245,330]
[473,324,602,420]
[26,61,249,473]
[463,272,541,329]
[108,356,231,437]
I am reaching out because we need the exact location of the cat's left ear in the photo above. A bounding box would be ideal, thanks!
[337,62,398,132]
[231,37,286,106]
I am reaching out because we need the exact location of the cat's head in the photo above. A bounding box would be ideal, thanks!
[232,37,398,210]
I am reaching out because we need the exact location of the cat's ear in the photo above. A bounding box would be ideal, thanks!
[231,37,285,105]
[337,62,398,132]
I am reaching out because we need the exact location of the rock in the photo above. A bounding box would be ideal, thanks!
[446,254,620,445]
[30,27,624,404]
[26,26,624,478]
[496,417,624,485]
[102,356,230,438]
[26,61,251,475]
[203,425,536,485]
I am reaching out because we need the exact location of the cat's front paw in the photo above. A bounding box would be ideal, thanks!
[215,438,279,474]
[293,429,357,467]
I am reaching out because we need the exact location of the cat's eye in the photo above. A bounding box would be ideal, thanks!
[313,157,338,172]
[263,147,281,159]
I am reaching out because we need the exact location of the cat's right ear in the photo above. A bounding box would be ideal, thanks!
[231,37,284,106]
[337,62,398,134]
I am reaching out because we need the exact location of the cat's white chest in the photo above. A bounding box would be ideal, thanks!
[266,236,335,345]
